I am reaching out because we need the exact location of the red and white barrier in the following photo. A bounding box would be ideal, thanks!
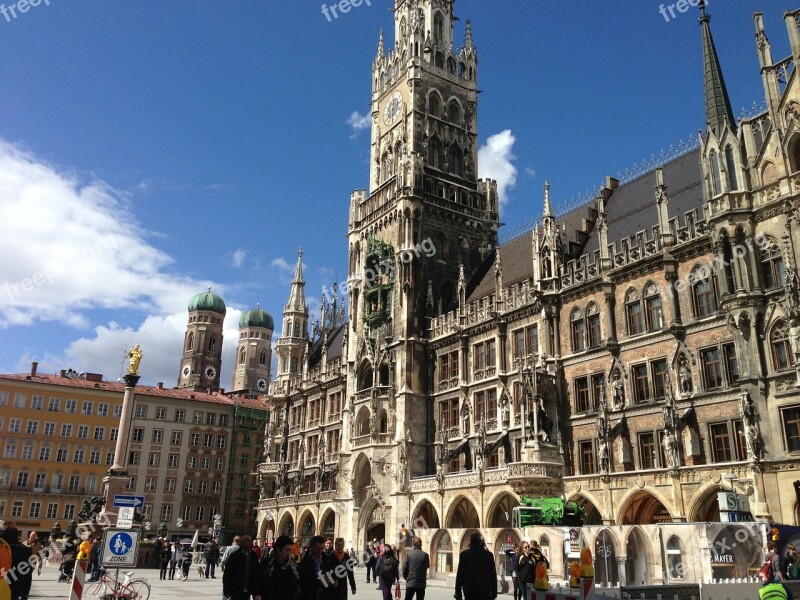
[69,559,89,600]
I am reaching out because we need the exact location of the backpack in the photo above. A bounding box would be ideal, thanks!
[381,556,395,583]
[789,561,800,580]
[760,553,778,582]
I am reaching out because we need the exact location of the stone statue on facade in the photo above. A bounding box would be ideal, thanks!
[598,439,609,474]
[501,394,510,429]
[741,390,761,461]
[461,402,470,437]
[662,430,679,468]
[538,407,553,443]
[611,369,625,410]
[679,358,693,394]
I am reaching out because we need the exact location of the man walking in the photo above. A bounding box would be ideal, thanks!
[4,527,32,600]
[221,536,241,572]
[205,538,220,579]
[222,535,264,600]
[298,535,326,600]
[455,532,497,600]
[261,535,300,600]
[402,536,429,600]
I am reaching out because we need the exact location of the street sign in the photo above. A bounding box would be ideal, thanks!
[113,495,145,508]
[101,529,139,567]
[117,507,134,529]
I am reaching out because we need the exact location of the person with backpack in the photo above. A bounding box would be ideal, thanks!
[783,544,800,580]
[762,541,785,583]
[376,546,400,600]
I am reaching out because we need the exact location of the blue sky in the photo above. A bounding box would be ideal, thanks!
[0,0,796,387]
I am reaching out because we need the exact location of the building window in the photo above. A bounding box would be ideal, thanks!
[25,421,38,435]
[8,419,20,433]
[571,308,586,353]
[632,364,650,403]
[184,480,194,493]
[171,431,182,446]
[89,450,100,465]
[13,394,25,408]
[168,454,179,468]
[193,411,203,424]
[110,428,118,441]
[474,342,485,371]
[626,289,644,336]
[188,456,197,469]
[129,451,140,466]
[63,504,75,519]
[73,449,85,463]
[47,397,60,411]
[579,441,595,474]
[214,458,224,470]
[132,427,144,443]
[783,407,800,453]
[693,273,717,318]
[16,472,29,488]
[771,320,795,371]
[191,433,200,446]
[65,399,76,413]
[587,305,601,349]
[644,284,664,332]
[98,403,109,417]
[710,151,722,196]
[181,506,191,520]
[43,422,55,436]
[56,449,67,462]
[206,413,216,426]
[651,360,669,401]
[145,477,157,492]
[135,405,147,419]
[204,434,213,448]
[31,396,43,410]
[725,146,738,191]
[165,479,176,493]
[175,409,185,423]
[219,415,228,427]
[575,377,590,413]
[46,503,58,519]
[39,447,50,461]
[77,425,89,439]
[148,453,160,467]
[155,407,167,420]
[29,502,41,518]
[701,347,723,390]
[761,242,785,290]
[81,401,93,415]
[161,505,172,521]
[723,343,739,385]
[21,443,34,461]
[152,429,164,444]
[212,481,221,494]
[11,502,23,518]
[639,432,657,469]
[709,422,735,462]
[217,435,226,449]
[94,427,104,440]
[114,404,122,418]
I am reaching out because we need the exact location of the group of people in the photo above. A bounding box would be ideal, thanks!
[220,533,433,600]
[504,540,549,600]
[761,541,798,599]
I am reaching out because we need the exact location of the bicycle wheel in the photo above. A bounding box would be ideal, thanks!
[127,579,151,600]
[88,577,112,600]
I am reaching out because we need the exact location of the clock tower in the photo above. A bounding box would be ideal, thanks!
[345,0,499,531]
[178,289,225,391]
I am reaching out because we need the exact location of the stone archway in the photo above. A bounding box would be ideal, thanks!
[446,496,480,529]
[431,529,454,574]
[618,490,672,525]
[278,512,295,538]
[487,492,519,528]
[412,499,440,530]
[320,508,336,538]
[594,529,619,586]
[625,528,650,585]
[298,511,316,546]
[688,484,722,522]
[571,494,602,525]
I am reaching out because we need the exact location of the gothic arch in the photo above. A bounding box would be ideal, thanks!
[591,528,621,586]
[565,491,603,525]
[616,488,674,525]
[625,526,652,585]
[445,496,480,529]
[298,509,316,539]
[788,132,800,173]
[357,361,373,391]
[319,508,336,537]
[278,512,295,537]
[355,407,371,437]
[486,491,519,528]
[687,482,723,522]
[412,498,440,529]
[428,90,443,118]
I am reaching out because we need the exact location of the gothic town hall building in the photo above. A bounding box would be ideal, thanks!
[255,0,800,585]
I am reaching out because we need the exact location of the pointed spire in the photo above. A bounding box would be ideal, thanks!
[542,180,553,218]
[286,248,306,311]
[464,18,474,49]
[699,0,735,137]
[377,29,385,58]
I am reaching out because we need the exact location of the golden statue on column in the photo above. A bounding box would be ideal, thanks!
[127,344,143,375]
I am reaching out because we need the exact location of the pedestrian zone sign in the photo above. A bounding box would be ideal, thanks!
[101,528,139,567]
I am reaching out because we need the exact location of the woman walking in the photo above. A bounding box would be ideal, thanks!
[376,547,399,600]
[181,546,193,581]
[169,542,179,580]
[159,542,171,580]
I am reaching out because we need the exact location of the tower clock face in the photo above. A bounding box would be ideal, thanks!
[182,366,190,379]
[204,366,217,380]
[383,91,403,125]
[257,378,267,392]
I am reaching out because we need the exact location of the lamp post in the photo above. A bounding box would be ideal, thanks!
[157,523,168,539]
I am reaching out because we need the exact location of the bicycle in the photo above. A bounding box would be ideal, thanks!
[89,570,151,600]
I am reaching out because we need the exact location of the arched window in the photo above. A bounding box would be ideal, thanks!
[435,52,445,69]
[433,12,444,44]
[570,308,585,352]
[448,100,461,123]
[239,348,246,365]
[626,289,644,336]
[448,145,462,176]
[293,322,301,337]
[290,358,298,373]
[429,93,440,118]
[186,332,194,352]
[771,320,795,371]
[762,161,778,186]
[259,350,267,366]
[666,536,684,580]
[379,410,388,433]
[447,57,456,74]
[790,134,800,173]
[644,283,664,331]
[725,146,739,191]
[720,233,736,292]
[586,303,601,348]
[692,269,718,318]
[209,337,217,353]
[710,151,722,196]
[761,241,785,290]
[428,138,442,169]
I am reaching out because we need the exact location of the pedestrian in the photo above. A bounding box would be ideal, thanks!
[298,535,326,600]
[153,537,162,569]
[159,541,171,581]
[205,538,220,579]
[253,539,263,560]
[222,535,265,600]
[516,542,533,600]
[504,544,520,600]
[783,544,799,580]
[291,538,302,565]
[221,536,241,572]
[763,541,784,583]
[88,539,102,582]
[321,537,356,600]
[455,532,497,600]
[169,542,179,580]
[3,527,32,600]
[376,546,399,600]
[260,535,300,600]
[366,541,377,584]
[23,532,43,577]
[402,536,429,600]
[324,537,334,558]
[181,545,193,581]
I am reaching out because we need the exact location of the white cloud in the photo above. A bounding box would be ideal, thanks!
[525,167,537,179]
[271,257,292,273]
[231,248,248,268]
[0,139,215,329]
[347,111,372,137]
[478,130,518,206]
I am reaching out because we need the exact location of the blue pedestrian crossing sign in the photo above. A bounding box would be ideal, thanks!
[101,528,139,567]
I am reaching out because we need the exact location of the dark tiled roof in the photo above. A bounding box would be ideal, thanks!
[584,149,703,256]
[465,149,703,302]
[307,323,347,367]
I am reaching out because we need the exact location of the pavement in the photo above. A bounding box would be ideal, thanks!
[29,564,486,599]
